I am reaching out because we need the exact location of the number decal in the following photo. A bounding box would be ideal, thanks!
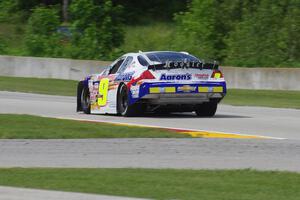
[98,78,109,106]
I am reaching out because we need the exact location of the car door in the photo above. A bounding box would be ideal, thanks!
[91,57,126,114]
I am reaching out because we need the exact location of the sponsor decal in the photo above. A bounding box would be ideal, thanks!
[160,73,192,81]
[177,85,196,92]
[89,82,99,103]
[194,73,209,80]
[115,72,134,81]
[130,85,140,98]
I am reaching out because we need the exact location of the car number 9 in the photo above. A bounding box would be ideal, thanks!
[98,78,109,106]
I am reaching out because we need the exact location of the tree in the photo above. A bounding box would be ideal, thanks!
[174,0,299,67]
[24,6,62,57]
[62,0,69,22]
[68,0,124,60]
[173,0,249,61]
[225,0,300,67]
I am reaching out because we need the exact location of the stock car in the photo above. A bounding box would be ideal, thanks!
[77,51,226,117]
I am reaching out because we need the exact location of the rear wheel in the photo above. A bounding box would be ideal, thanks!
[81,86,91,114]
[117,84,143,117]
[195,102,218,117]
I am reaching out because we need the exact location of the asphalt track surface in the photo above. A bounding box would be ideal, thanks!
[0,186,148,200]
[0,91,300,172]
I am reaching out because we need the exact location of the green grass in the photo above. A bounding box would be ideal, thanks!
[222,89,300,109]
[0,76,77,96]
[0,168,299,200]
[121,23,176,52]
[0,114,188,139]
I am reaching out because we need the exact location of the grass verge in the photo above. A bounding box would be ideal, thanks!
[0,76,77,96]
[0,168,299,200]
[222,89,300,109]
[0,114,188,139]
[1,76,300,109]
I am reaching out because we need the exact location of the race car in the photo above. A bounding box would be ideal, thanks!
[77,51,226,117]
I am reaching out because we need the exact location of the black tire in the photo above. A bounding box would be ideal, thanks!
[81,86,91,114]
[117,84,143,117]
[195,102,218,117]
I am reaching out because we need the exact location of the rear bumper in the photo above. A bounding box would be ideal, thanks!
[129,81,226,105]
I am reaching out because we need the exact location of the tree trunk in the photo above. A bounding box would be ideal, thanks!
[63,0,69,22]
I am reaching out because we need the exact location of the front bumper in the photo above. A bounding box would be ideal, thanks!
[129,81,226,105]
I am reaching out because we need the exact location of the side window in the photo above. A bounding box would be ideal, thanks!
[118,56,133,73]
[101,67,110,76]
[109,58,125,74]
[138,56,149,66]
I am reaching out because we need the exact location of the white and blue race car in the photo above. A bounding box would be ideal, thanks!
[77,51,226,117]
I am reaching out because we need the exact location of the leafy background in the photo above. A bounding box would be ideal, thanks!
[0,0,299,67]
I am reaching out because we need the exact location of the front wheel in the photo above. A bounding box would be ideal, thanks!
[81,86,91,114]
[117,84,143,117]
[195,102,218,117]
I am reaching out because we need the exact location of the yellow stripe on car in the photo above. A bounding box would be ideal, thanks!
[213,86,223,93]
[198,87,209,93]
[149,87,160,93]
[165,87,176,93]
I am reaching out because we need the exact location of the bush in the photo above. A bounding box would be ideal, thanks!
[174,0,300,67]
[0,0,17,22]
[0,36,7,53]
[225,0,300,67]
[24,6,62,57]
[68,0,124,60]
[174,0,243,61]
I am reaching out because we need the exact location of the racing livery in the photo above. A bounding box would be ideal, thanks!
[77,51,226,117]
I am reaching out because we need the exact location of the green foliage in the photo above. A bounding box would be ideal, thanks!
[0,36,7,53]
[24,6,62,57]
[20,0,125,59]
[121,23,176,52]
[1,0,299,68]
[175,0,300,67]
[0,22,26,56]
[0,0,17,21]
[225,0,300,67]
[0,0,37,22]
[67,0,124,60]
[113,0,188,24]
[174,0,243,61]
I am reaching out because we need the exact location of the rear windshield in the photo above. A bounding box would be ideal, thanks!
[146,52,200,63]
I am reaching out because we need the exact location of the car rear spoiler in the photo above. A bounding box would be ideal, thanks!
[147,61,219,70]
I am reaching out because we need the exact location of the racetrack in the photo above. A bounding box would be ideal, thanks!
[0,91,299,139]
[1,91,300,171]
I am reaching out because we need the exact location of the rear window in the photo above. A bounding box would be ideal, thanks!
[146,52,200,63]
[138,55,149,66]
